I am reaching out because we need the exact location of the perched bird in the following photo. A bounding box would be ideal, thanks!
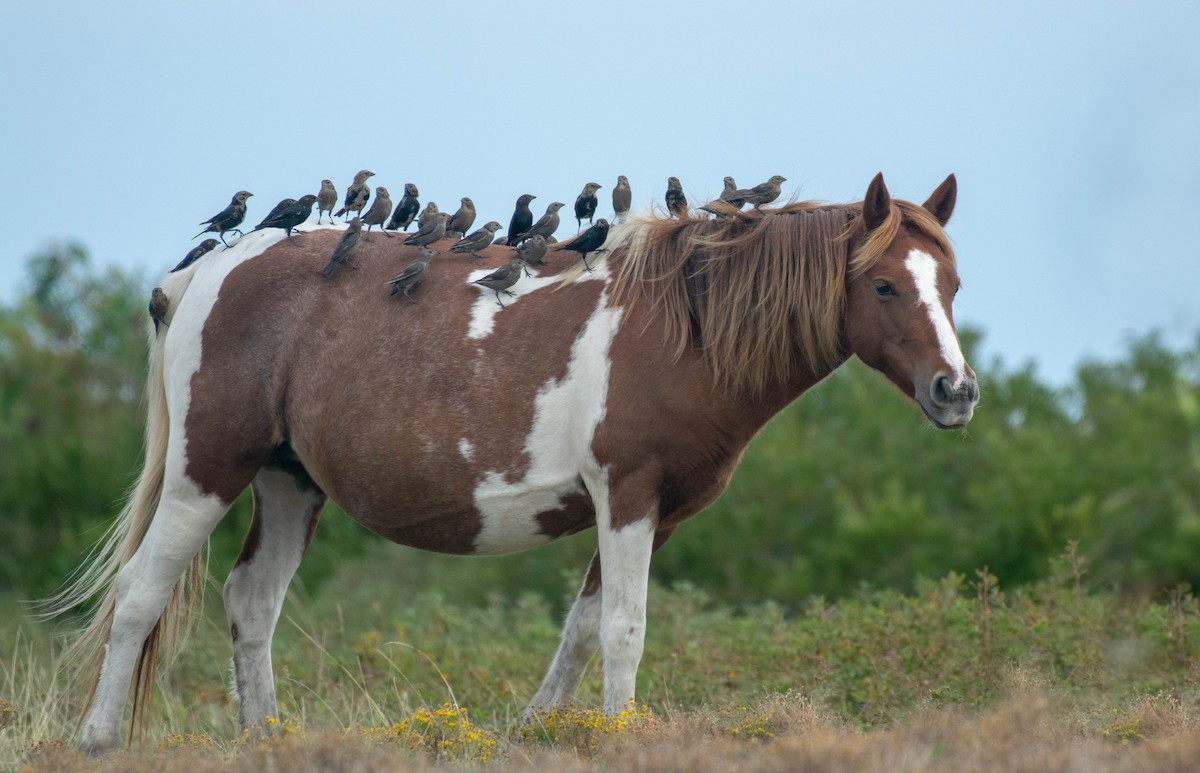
[574,182,602,229]
[516,235,548,276]
[446,197,477,239]
[252,194,318,238]
[701,177,744,216]
[733,175,787,209]
[516,201,564,244]
[471,258,524,308]
[253,198,296,230]
[387,183,420,230]
[360,186,393,234]
[386,247,436,303]
[170,239,219,273]
[417,201,440,228]
[612,175,631,222]
[148,287,169,335]
[194,191,253,247]
[506,194,536,245]
[321,217,363,278]
[317,179,338,224]
[559,219,610,271]
[450,221,502,264]
[665,177,687,218]
[403,211,449,248]
[334,170,374,219]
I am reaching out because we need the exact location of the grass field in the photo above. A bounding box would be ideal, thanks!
[5,553,1200,771]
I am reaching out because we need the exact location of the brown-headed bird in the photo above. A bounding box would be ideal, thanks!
[403,211,449,248]
[386,247,436,303]
[559,218,609,271]
[317,179,338,224]
[516,201,564,244]
[148,287,169,335]
[171,238,219,272]
[733,175,787,209]
[387,183,420,230]
[195,190,252,247]
[516,234,548,276]
[471,258,524,308]
[417,201,440,228]
[446,197,477,239]
[665,177,687,218]
[574,182,602,229]
[252,194,318,238]
[507,194,536,245]
[449,221,502,264]
[612,175,631,222]
[360,186,393,235]
[334,170,374,219]
[321,217,363,278]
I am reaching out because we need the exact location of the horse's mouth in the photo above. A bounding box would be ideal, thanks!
[920,403,971,431]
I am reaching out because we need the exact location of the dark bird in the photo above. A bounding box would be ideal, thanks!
[516,201,564,244]
[386,247,436,303]
[252,194,318,238]
[471,258,524,308]
[148,287,169,335]
[194,191,252,247]
[317,179,338,224]
[417,201,440,228]
[516,235,548,276]
[334,170,374,219]
[734,175,787,209]
[170,239,219,273]
[403,211,449,248]
[253,198,296,230]
[665,177,687,218]
[450,221,502,264]
[558,218,610,271]
[387,183,420,230]
[446,197,477,239]
[360,186,393,234]
[321,217,363,278]
[574,182,602,229]
[612,175,631,222]
[506,194,536,245]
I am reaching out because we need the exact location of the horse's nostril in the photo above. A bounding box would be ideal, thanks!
[932,376,954,406]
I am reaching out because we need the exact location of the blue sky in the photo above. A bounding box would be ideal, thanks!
[3,1,1197,383]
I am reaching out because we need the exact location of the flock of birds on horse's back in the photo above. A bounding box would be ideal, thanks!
[151,172,788,328]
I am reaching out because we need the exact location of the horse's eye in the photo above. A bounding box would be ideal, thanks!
[874,280,896,298]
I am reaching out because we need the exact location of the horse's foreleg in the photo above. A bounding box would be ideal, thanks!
[222,467,325,736]
[596,499,656,714]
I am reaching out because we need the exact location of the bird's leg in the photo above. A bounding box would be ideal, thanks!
[495,292,506,309]
[220,234,232,248]
[581,254,595,272]
[502,290,516,297]
[380,231,394,239]
[405,288,419,305]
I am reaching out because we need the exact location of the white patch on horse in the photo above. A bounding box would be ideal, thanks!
[471,291,624,554]
[458,439,474,462]
[905,248,967,388]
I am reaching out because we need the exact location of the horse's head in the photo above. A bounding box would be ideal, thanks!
[844,173,979,429]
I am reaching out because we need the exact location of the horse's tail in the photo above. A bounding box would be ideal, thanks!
[40,266,207,733]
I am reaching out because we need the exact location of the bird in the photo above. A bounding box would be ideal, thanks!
[253,198,296,230]
[733,175,787,209]
[321,217,363,278]
[251,194,318,238]
[387,183,420,230]
[471,258,524,308]
[417,201,440,228]
[574,182,602,229]
[170,239,219,273]
[148,287,169,335]
[701,177,744,216]
[507,194,536,245]
[334,170,374,219]
[403,211,449,248]
[516,235,548,276]
[386,247,436,303]
[612,175,631,222]
[194,191,252,247]
[449,221,502,264]
[317,179,338,224]
[558,219,610,271]
[665,177,687,218]
[446,197,477,239]
[516,201,564,244]
[360,186,393,235]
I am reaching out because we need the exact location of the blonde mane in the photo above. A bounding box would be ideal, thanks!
[610,199,955,395]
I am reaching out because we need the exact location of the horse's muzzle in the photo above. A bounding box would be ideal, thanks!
[923,372,979,429]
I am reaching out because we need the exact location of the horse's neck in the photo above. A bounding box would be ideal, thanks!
[728,352,851,437]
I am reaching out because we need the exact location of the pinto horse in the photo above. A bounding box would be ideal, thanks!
[51,173,977,753]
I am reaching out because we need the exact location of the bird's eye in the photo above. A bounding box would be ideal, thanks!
[874,280,896,298]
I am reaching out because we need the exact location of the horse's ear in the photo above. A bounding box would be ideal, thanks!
[863,172,891,231]
[922,174,957,226]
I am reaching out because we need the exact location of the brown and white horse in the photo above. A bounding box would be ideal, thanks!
[51,173,977,753]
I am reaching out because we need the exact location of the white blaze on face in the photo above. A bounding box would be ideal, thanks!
[904,249,967,389]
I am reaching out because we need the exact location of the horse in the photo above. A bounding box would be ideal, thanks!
[48,172,978,753]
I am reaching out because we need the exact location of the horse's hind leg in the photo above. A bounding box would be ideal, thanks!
[222,464,325,734]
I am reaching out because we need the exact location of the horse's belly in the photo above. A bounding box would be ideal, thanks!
[471,471,596,555]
